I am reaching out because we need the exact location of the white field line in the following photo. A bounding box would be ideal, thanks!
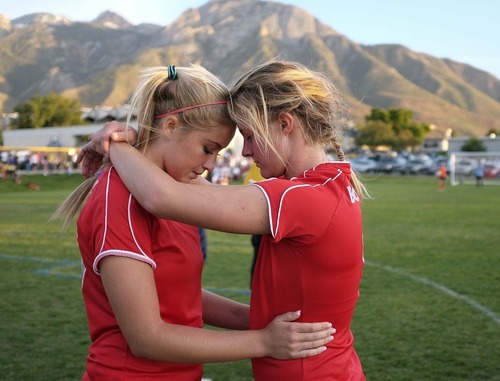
[365,260,500,325]
[2,253,498,324]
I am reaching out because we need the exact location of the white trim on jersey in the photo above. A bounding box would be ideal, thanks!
[93,249,156,275]
[253,167,343,239]
[92,167,156,275]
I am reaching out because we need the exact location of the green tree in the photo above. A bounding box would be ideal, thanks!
[355,120,395,148]
[462,137,486,152]
[13,93,83,128]
[356,108,431,150]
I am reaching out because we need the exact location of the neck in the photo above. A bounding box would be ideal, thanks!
[284,146,329,179]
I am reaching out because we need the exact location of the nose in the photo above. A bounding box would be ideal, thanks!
[203,155,217,173]
[242,140,252,158]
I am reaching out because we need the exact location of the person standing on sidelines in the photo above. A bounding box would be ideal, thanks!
[474,161,485,186]
[53,64,334,381]
[437,164,447,190]
[77,59,368,380]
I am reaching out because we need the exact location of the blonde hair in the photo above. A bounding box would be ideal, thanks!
[228,59,369,200]
[52,64,232,228]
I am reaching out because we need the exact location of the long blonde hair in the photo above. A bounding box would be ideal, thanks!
[52,64,231,228]
[228,59,369,200]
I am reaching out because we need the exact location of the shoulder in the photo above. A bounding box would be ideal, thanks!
[91,167,149,219]
[93,166,133,199]
[254,163,349,209]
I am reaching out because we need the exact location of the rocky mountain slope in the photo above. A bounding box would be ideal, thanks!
[1,0,498,136]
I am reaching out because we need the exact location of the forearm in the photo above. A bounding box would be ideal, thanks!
[109,141,270,234]
[137,311,334,363]
[102,255,266,364]
[202,289,249,330]
[109,141,176,214]
[135,322,265,363]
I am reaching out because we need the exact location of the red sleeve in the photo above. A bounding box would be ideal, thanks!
[79,167,156,274]
[253,178,340,243]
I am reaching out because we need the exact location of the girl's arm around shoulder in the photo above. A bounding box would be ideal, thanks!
[100,256,334,363]
[109,142,270,235]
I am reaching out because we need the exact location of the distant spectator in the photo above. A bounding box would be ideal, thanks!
[437,164,447,191]
[474,161,485,186]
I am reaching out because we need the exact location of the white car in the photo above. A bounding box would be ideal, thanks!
[454,158,476,176]
[349,157,377,173]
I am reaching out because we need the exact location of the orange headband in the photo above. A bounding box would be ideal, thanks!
[154,101,228,119]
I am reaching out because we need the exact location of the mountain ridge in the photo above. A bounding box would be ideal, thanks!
[0,0,498,137]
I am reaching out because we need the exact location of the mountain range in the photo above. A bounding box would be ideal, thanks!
[1,0,499,137]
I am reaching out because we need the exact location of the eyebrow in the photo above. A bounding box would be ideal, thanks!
[206,140,223,149]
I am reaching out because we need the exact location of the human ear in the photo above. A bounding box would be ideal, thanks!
[160,115,179,136]
[278,112,294,136]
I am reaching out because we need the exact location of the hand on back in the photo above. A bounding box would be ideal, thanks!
[262,310,334,359]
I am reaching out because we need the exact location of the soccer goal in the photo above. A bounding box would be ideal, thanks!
[449,151,500,186]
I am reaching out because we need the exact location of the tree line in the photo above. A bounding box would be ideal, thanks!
[6,93,497,152]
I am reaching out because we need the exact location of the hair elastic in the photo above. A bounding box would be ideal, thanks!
[167,65,177,80]
[154,101,228,119]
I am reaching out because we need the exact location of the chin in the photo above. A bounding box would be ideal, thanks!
[174,175,190,183]
[261,169,281,179]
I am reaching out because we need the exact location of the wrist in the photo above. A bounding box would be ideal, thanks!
[255,329,269,358]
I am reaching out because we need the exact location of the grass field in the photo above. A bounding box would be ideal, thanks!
[0,173,499,380]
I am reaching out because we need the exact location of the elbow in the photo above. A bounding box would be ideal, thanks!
[123,328,160,360]
[127,337,159,360]
[125,334,152,359]
[128,343,148,359]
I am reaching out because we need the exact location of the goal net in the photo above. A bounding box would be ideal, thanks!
[449,151,500,186]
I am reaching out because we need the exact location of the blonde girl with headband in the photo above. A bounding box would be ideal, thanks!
[53,64,335,381]
[76,59,368,380]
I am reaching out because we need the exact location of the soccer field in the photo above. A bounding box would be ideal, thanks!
[0,174,498,380]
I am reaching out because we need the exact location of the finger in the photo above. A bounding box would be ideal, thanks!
[81,160,91,178]
[291,321,333,333]
[111,131,133,143]
[81,152,103,177]
[88,161,101,176]
[75,143,91,164]
[297,329,335,350]
[288,327,335,351]
[101,139,110,155]
[81,157,95,178]
[292,345,328,359]
[75,151,85,165]
[273,310,301,323]
[286,332,334,359]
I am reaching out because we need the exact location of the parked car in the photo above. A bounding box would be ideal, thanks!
[483,162,500,178]
[374,156,407,174]
[454,158,476,176]
[404,158,435,175]
[350,156,377,173]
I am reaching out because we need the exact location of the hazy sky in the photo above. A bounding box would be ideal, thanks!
[3,0,499,79]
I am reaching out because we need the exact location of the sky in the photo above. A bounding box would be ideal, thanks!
[2,0,499,79]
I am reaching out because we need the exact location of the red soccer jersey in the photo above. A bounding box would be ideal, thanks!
[77,167,204,381]
[250,162,365,381]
